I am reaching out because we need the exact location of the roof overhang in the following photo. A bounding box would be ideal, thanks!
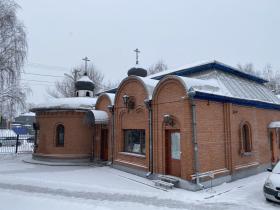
[84,110,109,125]
[193,91,280,111]
[151,61,268,84]
[268,121,280,129]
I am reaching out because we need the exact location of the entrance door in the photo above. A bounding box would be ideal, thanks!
[166,131,181,177]
[101,129,108,161]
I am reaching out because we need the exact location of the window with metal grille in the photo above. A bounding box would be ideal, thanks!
[123,129,145,155]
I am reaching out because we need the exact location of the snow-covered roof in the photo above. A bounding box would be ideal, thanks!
[85,110,109,125]
[268,121,280,128]
[148,60,215,79]
[178,76,228,96]
[90,110,109,124]
[20,112,36,117]
[149,60,267,84]
[77,75,94,83]
[117,76,159,100]
[31,97,97,112]
[154,74,280,106]
[97,93,115,105]
[191,70,280,104]
[0,129,17,138]
[138,76,159,99]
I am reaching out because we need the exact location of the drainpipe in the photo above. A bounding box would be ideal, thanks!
[188,88,203,189]
[90,114,96,162]
[91,123,95,162]
[108,105,115,164]
[144,99,153,176]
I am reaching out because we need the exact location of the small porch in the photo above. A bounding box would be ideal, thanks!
[85,110,111,163]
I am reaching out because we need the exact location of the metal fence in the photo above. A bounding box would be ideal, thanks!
[0,133,34,154]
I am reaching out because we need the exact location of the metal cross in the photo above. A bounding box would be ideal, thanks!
[134,48,140,65]
[82,56,90,72]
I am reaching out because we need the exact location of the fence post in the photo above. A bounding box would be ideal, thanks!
[15,134,19,154]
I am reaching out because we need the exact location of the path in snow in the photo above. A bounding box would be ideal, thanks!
[0,182,252,210]
[0,155,278,210]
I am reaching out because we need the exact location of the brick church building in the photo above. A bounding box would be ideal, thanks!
[31,60,280,190]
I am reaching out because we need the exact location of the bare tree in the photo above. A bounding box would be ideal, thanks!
[237,63,280,94]
[48,64,116,98]
[148,60,168,75]
[0,0,28,121]
[237,63,261,76]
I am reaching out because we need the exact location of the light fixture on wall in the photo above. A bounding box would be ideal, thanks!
[163,114,174,127]
[122,94,130,108]
[122,94,135,110]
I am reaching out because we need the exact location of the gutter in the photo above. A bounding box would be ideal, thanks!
[188,88,204,189]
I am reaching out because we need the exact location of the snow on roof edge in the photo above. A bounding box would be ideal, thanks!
[31,97,97,112]
[148,59,267,83]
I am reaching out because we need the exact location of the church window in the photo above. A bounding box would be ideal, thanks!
[56,124,64,146]
[240,122,252,154]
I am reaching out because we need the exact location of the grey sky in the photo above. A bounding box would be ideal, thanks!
[17,0,280,104]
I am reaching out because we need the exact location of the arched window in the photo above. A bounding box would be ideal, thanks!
[86,91,90,97]
[240,122,252,154]
[56,124,64,146]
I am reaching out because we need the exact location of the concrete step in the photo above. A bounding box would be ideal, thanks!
[158,175,180,187]
[153,180,174,189]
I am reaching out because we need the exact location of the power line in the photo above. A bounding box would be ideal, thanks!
[20,79,55,84]
[26,62,69,71]
[22,83,56,87]
[21,72,64,78]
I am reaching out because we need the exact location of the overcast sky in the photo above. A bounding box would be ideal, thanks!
[17,0,280,104]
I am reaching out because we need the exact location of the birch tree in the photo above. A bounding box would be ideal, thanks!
[0,0,28,121]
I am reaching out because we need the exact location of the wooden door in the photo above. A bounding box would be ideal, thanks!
[166,130,181,177]
[101,129,108,161]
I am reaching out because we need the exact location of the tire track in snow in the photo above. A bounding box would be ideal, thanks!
[0,182,246,210]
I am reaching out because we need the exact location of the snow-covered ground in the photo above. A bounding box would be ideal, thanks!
[0,154,278,210]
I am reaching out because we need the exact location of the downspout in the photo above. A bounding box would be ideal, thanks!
[91,125,95,161]
[144,99,153,177]
[188,88,203,189]
[91,116,96,162]
[108,105,115,164]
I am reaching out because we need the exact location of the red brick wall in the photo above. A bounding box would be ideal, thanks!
[229,106,280,172]
[195,100,227,173]
[114,78,150,171]
[36,111,93,158]
[152,76,280,180]
[153,78,194,179]
[34,76,280,181]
